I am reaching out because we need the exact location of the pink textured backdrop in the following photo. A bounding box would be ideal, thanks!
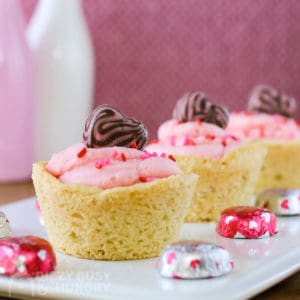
[22,0,300,138]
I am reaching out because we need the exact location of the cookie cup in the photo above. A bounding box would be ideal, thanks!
[253,139,300,194]
[174,143,267,222]
[32,162,197,260]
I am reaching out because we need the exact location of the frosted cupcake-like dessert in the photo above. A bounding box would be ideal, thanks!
[146,92,267,222]
[32,105,197,260]
[227,85,300,193]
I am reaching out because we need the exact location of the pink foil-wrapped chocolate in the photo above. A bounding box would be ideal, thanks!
[0,236,56,277]
[158,240,234,279]
[217,206,278,239]
[0,212,12,239]
[256,189,300,216]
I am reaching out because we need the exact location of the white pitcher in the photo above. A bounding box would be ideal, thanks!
[27,0,95,161]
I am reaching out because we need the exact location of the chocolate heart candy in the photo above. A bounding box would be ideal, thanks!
[172,91,229,129]
[0,235,56,277]
[248,85,296,118]
[83,104,149,150]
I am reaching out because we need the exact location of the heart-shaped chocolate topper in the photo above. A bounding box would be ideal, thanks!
[248,85,296,118]
[172,91,229,129]
[83,104,148,150]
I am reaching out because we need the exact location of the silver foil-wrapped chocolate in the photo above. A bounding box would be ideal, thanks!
[256,189,300,216]
[158,240,234,279]
[217,206,278,239]
[0,212,12,239]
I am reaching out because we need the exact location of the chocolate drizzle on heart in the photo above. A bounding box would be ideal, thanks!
[83,104,148,150]
[172,91,229,129]
[248,85,296,118]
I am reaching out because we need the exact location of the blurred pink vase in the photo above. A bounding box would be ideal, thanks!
[0,0,33,182]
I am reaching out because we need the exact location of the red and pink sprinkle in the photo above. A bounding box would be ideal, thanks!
[77,147,87,158]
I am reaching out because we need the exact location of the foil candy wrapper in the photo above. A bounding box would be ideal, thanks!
[158,240,234,279]
[0,212,12,239]
[0,235,56,277]
[256,189,300,216]
[217,206,278,239]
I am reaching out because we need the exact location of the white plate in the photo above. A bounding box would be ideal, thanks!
[0,198,299,300]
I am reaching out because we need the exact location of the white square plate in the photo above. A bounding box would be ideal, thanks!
[0,198,299,300]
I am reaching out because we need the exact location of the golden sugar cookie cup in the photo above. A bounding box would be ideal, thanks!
[253,139,300,194]
[174,142,267,222]
[32,162,197,260]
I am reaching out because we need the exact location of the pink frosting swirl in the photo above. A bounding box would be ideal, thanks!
[227,112,300,140]
[46,143,181,189]
[145,120,241,159]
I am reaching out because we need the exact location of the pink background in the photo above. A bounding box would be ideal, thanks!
[22,0,300,138]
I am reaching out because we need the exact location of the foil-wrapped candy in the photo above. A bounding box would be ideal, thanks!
[256,189,300,216]
[0,235,56,277]
[217,206,278,239]
[158,240,234,279]
[0,212,12,239]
